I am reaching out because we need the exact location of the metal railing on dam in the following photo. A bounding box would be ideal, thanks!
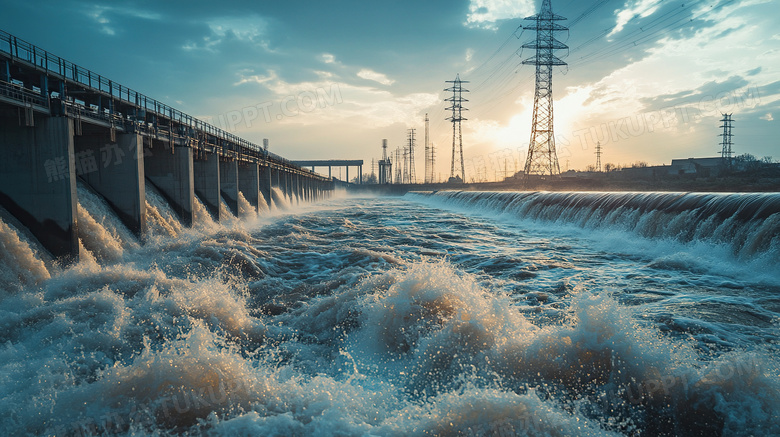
[0,29,334,263]
[0,30,323,172]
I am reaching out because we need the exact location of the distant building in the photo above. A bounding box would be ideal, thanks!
[619,166,658,179]
[668,157,726,177]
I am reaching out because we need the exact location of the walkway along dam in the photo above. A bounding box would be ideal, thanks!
[0,30,334,263]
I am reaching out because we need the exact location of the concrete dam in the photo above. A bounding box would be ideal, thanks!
[0,30,334,264]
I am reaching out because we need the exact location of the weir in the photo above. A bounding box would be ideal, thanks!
[0,30,334,263]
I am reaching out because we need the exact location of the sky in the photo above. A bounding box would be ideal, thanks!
[1,0,778,181]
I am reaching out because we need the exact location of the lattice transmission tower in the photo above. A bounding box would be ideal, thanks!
[445,74,469,183]
[394,147,402,184]
[522,0,567,178]
[719,113,734,167]
[429,141,436,183]
[407,128,417,184]
[424,114,431,183]
[595,141,602,172]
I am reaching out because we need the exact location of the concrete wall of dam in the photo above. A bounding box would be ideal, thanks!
[0,31,334,263]
[0,110,334,263]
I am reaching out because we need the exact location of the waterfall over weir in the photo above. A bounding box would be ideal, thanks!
[409,191,780,261]
[0,189,777,436]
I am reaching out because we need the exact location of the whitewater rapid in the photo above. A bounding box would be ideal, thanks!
[0,189,778,436]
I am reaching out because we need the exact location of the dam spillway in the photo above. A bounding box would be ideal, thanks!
[0,30,333,263]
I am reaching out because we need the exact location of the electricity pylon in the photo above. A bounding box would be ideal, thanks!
[445,74,469,182]
[522,0,567,177]
[424,114,431,183]
[719,113,734,167]
[407,128,417,184]
[595,141,602,172]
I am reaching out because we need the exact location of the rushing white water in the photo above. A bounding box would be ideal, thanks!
[0,214,50,292]
[270,187,290,211]
[409,191,780,260]
[76,182,138,263]
[0,190,778,436]
[145,182,184,239]
[237,192,258,221]
[258,192,270,215]
[192,195,217,230]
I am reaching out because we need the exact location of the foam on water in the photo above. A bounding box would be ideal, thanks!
[1,191,777,436]
[258,191,271,215]
[218,196,237,225]
[272,261,779,435]
[270,187,291,211]
[145,182,184,239]
[0,215,50,292]
[77,182,139,251]
[237,191,258,221]
[408,191,780,284]
[77,204,124,263]
[192,194,217,228]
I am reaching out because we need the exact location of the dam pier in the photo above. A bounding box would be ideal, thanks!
[0,30,334,263]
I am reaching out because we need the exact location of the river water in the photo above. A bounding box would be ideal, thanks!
[1,188,778,436]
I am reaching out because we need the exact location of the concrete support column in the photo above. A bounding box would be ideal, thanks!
[75,132,146,236]
[295,174,302,203]
[238,162,260,215]
[290,173,296,202]
[279,170,291,199]
[0,116,78,261]
[259,164,271,210]
[271,167,283,209]
[219,159,238,217]
[145,144,194,226]
[275,169,282,196]
[193,151,220,221]
[289,172,295,201]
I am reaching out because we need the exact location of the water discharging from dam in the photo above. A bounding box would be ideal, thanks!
[1,190,778,435]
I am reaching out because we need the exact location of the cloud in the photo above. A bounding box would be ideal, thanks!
[232,69,437,129]
[357,69,395,86]
[88,7,114,35]
[760,113,773,121]
[639,76,751,113]
[465,0,535,30]
[321,53,337,64]
[85,4,162,36]
[183,15,273,52]
[582,1,779,122]
[609,0,663,37]
[233,69,278,86]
